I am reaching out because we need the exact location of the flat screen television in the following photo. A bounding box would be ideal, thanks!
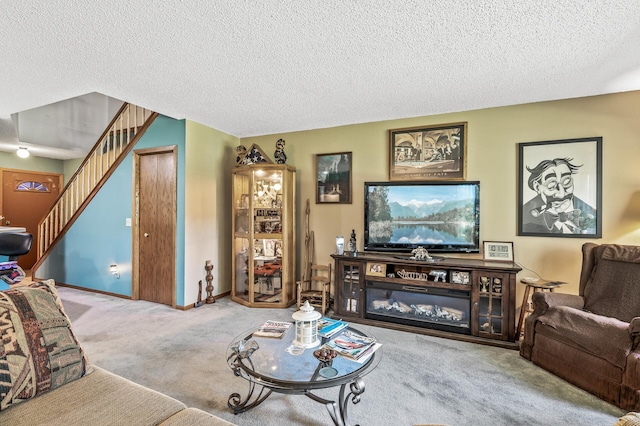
[364,181,480,254]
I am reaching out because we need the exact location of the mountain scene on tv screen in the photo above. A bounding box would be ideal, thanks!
[367,185,476,245]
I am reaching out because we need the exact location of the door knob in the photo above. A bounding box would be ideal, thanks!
[5,220,9,225]
[144,233,149,238]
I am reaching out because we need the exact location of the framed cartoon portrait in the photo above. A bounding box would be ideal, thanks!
[389,122,467,181]
[517,137,602,238]
[316,152,352,204]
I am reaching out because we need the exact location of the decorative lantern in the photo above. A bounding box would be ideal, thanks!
[292,300,321,348]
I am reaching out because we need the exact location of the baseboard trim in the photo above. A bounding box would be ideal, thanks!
[33,278,231,310]
[46,281,133,301]
[177,291,231,310]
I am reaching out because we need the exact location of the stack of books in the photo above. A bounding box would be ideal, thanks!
[0,261,23,285]
[324,329,381,362]
[317,317,348,338]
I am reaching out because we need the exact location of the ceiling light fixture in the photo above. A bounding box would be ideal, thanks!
[16,147,29,158]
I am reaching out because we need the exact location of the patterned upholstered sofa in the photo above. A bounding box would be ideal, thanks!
[0,280,235,425]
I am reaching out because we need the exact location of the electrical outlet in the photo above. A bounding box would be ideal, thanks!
[125,218,132,227]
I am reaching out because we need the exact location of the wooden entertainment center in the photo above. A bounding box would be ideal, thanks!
[331,252,522,349]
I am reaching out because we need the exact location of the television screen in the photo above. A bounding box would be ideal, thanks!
[364,181,480,253]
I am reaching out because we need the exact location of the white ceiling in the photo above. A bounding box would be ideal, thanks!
[1,1,640,159]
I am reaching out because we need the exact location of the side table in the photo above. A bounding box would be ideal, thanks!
[517,279,565,339]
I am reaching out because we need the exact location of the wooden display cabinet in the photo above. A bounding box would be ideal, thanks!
[331,253,521,348]
[232,164,296,308]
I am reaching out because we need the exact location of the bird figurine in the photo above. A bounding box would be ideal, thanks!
[235,145,247,165]
[274,139,287,164]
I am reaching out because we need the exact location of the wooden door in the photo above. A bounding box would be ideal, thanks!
[133,147,176,307]
[1,169,62,269]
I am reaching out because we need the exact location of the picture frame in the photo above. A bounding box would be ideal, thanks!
[389,122,467,181]
[482,241,514,262]
[263,239,276,257]
[240,194,249,208]
[451,271,471,284]
[517,137,602,238]
[366,262,387,277]
[316,152,352,204]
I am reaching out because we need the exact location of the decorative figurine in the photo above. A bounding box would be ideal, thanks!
[348,229,357,253]
[205,260,215,304]
[429,269,447,282]
[479,276,490,293]
[410,246,432,261]
[235,145,247,165]
[274,139,287,164]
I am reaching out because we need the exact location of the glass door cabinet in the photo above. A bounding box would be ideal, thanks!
[231,164,296,308]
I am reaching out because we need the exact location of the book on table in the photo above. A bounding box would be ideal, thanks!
[317,317,348,338]
[325,329,379,360]
[0,261,18,271]
[253,320,293,338]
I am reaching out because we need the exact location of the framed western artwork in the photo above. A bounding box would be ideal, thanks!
[517,137,602,238]
[389,122,467,181]
[316,152,352,204]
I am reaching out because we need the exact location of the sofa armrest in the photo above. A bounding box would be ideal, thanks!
[531,291,585,315]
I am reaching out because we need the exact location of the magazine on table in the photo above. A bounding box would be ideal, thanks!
[325,329,379,360]
[253,320,293,338]
[317,317,348,338]
[351,342,381,363]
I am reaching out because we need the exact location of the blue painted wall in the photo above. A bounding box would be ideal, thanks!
[39,116,187,305]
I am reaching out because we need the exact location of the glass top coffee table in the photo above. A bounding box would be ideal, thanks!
[226,325,381,426]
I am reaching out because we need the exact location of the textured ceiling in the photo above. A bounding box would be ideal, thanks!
[2,0,640,158]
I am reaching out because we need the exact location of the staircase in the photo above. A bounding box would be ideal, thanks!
[32,103,158,274]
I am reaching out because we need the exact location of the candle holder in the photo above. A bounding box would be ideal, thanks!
[292,300,321,348]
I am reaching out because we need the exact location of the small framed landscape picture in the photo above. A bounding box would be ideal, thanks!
[366,262,386,277]
[482,241,514,262]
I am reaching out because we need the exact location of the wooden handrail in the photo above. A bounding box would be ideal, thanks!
[33,103,157,272]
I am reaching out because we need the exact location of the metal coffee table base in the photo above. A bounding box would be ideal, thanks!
[228,377,366,426]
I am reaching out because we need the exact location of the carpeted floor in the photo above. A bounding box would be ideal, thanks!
[58,286,625,426]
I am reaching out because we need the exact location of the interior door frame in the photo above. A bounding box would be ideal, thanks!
[132,145,177,307]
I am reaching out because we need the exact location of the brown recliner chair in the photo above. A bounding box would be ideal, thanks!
[520,243,640,411]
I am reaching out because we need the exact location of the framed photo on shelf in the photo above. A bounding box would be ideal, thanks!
[451,271,471,284]
[482,241,514,262]
[389,122,467,181]
[366,262,386,277]
[517,137,602,237]
[316,152,352,204]
[240,194,249,208]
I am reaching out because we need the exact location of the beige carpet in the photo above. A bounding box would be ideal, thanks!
[58,286,625,426]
